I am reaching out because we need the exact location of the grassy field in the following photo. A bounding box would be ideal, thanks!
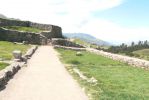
[0,41,31,60]
[56,48,149,100]
[133,49,149,60]
[2,26,43,33]
[0,62,9,70]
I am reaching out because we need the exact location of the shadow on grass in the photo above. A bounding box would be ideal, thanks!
[69,60,81,65]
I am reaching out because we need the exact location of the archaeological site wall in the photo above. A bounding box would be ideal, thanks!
[0,28,47,44]
[0,18,62,44]
[51,38,84,48]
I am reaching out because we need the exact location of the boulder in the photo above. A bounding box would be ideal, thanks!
[13,50,22,60]
[76,52,83,56]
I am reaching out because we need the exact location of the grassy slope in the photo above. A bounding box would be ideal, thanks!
[56,48,149,100]
[73,38,90,47]
[0,41,31,60]
[2,26,43,33]
[73,38,110,49]
[0,62,9,70]
[133,49,149,60]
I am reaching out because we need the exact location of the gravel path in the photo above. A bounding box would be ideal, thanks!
[0,46,88,100]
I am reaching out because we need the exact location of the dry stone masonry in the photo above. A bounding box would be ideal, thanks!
[0,27,47,44]
[52,38,84,48]
[0,46,38,89]
[87,48,149,69]
[0,18,62,44]
[54,45,149,69]
[54,45,86,51]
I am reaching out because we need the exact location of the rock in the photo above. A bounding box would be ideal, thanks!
[22,41,28,45]
[52,38,84,48]
[4,70,12,81]
[0,58,3,61]
[76,52,83,56]
[13,50,22,60]
[0,75,5,87]
[21,56,27,63]
[0,18,62,45]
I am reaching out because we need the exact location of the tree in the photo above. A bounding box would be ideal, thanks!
[144,40,148,48]
[131,42,135,47]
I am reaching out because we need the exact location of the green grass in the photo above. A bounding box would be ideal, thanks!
[133,49,149,60]
[56,48,149,100]
[2,26,43,33]
[0,41,31,60]
[0,62,9,70]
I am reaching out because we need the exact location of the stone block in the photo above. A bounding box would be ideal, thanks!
[76,52,83,56]
[13,50,22,60]
[0,75,6,87]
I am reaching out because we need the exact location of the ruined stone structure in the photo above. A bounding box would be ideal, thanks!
[0,27,47,44]
[87,48,149,69]
[0,18,62,44]
[0,46,38,88]
[52,38,84,48]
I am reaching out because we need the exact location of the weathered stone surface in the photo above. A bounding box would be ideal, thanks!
[54,45,86,51]
[0,27,47,44]
[0,73,6,87]
[0,80,5,87]
[30,22,52,31]
[0,18,29,27]
[87,48,149,69]
[4,70,12,81]
[52,38,84,48]
[13,50,22,60]
[0,18,63,42]
[0,45,38,89]
[22,41,28,44]
[24,46,38,58]
[50,25,62,38]
[76,52,83,56]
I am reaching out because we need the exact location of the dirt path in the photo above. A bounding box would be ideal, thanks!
[0,46,88,100]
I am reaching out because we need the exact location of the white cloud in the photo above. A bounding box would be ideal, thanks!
[78,18,149,44]
[1,0,149,44]
[0,0,123,22]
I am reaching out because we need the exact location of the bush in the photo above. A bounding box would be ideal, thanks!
[133,53,140,57]
[125,52,134,56]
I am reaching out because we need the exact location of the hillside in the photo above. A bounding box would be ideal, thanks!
[133,49,149,60]
[64,33,111,46]
[0,14,7,19]
[0,14,21,20]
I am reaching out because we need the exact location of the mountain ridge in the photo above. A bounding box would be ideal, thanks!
[0,14,7,19]
[64,33,111,46]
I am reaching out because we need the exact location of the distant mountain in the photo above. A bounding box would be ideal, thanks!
[0,14,21,20]
[64,33,111,46]
[0,14,7,19]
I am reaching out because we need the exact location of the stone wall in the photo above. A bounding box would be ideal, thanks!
[50,26,63,38]
[54,45,149,69]
[0,28,47,45]
[29,22,52,31]
[0,46,38,89]
[52,38,84,48]
[40,26,62,39]
[0,18,29,27]
[0,18,63,39]
[87,48,149,69]
[54,45,86,51]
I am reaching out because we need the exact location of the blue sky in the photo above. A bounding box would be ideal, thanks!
[0,0,149,44]
[95,0,149,28]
